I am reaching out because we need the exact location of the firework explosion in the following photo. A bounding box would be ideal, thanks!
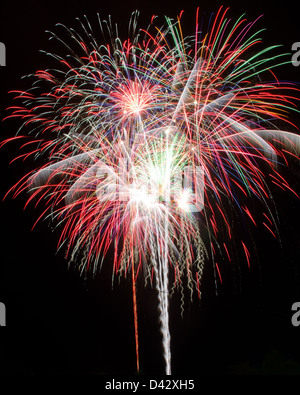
[3,6,300,374]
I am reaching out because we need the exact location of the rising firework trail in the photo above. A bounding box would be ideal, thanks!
[3,6,300,374]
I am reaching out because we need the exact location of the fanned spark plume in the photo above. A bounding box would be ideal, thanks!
[3,7,300,374]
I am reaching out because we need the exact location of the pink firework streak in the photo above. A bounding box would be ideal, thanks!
[3,7,300,374]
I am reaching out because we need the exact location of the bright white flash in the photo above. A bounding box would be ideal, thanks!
[176,188,193,211]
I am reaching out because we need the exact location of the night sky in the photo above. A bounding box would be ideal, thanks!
[0,0,300,376]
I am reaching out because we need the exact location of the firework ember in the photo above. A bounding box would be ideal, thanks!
[3,6,300,374]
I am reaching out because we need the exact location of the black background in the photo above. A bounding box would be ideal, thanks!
[0,0,300,376]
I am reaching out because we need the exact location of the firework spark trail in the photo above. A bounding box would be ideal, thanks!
[153,238,171,375]
[131,253,139,373]
[161,222,171,375]
[3,7,300,374]
[162,134,171,375]
[154,142,172,374]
